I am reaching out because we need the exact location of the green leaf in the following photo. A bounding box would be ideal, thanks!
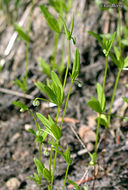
[70,12,74,36]
[107,0,118,4]
[40,5,60,33]
[36,112,50,129]
[114,46,120,61]
[71,48,80,81]
[66,0,73,12]
[109,52,121,68]
[35,81,45,92]
[49,0,67,13]
[87,97,102,114]
[96,83,105,111]
[97,114,108,128]
[105,32,116,56]
[34,158,44,175]
[51,71,62,87]
[14,78,26,92]
[28,129,37,136]
[27,172,41,185]
[38,57,50,77]
[12,101,28,112]
[36,113,61,140]
[42,168,51,182]
[68,179,81,190]
[122,97,128,104]
[88,31,104,48]
[14,23,29,42]
[89,152,97,166]
[65,145,72,164]
[124,56,128,68]
[50,124,61,140]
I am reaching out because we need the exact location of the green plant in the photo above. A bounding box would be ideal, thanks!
[12,6,81,190]
[39,0,73,80]
[87,1,128,188]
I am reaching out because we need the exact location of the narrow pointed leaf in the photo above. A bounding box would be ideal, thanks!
[36,113,50,129]
[122,97,128,104]
[43,168,51,182]
[96,83,105,111]
[71,48,80,81]
[88,31,104,48]
[40,5,60,33]
[38,57,50,77]
[14,23,29,42]
[12,101,28,112]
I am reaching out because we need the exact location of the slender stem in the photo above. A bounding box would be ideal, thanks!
[62,164,70,190]
[107,68,121,126]
[60,80,74,131]
[29,110,38,130]
[94,56,108,153]
[63,40,70,89]
[49,107,60,174]
[50,143,58,189]
[95,114,101,153]
[118,8,121,54]
[50,80,73,188]
[52,33,59,69]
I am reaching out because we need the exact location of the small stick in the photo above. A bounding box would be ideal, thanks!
[0,87,33,99]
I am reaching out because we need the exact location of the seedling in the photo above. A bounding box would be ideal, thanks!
[39,0,73,79]
[87,1,128,189]
[12,7,81,190]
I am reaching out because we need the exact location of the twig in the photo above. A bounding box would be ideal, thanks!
[0,87,33,99]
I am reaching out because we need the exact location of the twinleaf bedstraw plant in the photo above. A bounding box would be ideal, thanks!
[12,5,80,190]
[87,0,128,187]
[39,0,73,79]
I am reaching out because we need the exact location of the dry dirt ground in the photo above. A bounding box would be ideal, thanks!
[0,0,128,189]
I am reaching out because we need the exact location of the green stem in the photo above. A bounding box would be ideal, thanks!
[63,40,70,89]
[29,110,41,190]
[62,164,70,190]
[60,80,73,131]
[49,107,60,174]
[52,33,59,69]
[118,8,121,54]
[94,56,108,153]
[107,68,121,126]
[50,79,73,188]
[29,110,38,130]
[50,143,58,189]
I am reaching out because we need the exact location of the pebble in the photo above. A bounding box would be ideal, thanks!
[6,177,20,190]
[24,124,32,131]
[78,125,96,143]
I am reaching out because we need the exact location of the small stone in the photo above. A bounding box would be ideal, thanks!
[78,125,96,143]
[6,177,20,190]
[24,124,32,131]
[87,142,94,152]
